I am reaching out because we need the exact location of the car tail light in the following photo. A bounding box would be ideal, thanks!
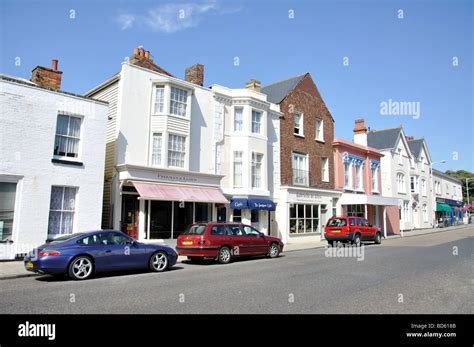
[39,250,60,257]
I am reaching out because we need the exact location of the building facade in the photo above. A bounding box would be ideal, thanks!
[0,61,108,260]
[211,80,281,235]
[366,125,417,232]
[333,120,400,236]
[406,136,434,229]
[432,169,467,226]
[85,48,231,241]
[261,73,341,243]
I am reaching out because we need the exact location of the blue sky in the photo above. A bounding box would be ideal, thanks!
[1,0,472,171]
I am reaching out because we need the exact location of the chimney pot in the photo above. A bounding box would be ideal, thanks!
[406,136,415,141]
[133,47,139,56]
[144,51,150,59]
[245,79,261,92]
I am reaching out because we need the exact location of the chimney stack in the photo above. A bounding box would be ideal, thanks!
[353,118,368,146]
[245,79,261,92]
[185,64,204,86]
[30,59,63,91]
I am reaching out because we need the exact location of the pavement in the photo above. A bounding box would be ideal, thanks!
[0,224,470,280]
[0,225,472,314]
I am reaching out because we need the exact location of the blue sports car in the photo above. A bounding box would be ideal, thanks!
[24,230,178,280]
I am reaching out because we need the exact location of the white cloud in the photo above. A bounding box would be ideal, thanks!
[116,1,240,33]
[117,14,135,30]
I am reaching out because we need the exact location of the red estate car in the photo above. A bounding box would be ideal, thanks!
[325,216,382,246]
[176,222,284,264]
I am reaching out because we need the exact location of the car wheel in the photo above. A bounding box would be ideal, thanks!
[149,251,169,272]
[217,247,232,264]
[68,256,94,280]
[268,243,280,258]
[374,232,382,244]
[352,234,361,247]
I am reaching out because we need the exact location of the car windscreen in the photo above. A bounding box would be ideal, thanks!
[183,225,207,235]
[46,233,85,244]
[327,218,347,227]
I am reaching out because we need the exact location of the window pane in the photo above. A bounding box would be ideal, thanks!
[48,211,61,235]
[154,86,164,113]
[50,186,64,210]
[297,204,304,219]
[68,117,81,137]
[63,187,77,211]
[234,108,243,131]
[289,219,297,234]
[152,134,162,165]
[61,212,74,234]
[56,115,69,135]
[290,204,296,218]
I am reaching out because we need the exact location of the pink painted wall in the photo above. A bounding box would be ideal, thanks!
[333,138,383,194]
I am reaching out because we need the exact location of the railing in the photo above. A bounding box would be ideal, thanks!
[293,168,309,186]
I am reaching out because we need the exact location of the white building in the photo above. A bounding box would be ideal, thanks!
[432,169,466,225]
[406,137,434,229]
[367,126,414,231]
[212,80,282,235]
[0,61,107,260]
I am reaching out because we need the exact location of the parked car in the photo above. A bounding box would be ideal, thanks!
[24,230,178,280]
[325,216,382,246]
[176,222,284,264]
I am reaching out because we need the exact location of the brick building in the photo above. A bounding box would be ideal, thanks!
[261,73,341,243]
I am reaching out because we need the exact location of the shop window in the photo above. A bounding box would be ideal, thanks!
[251,210,259,223]
[289,203,320,234]
[173,202,193,238]
[150,201,172,239]
[195,202,211,223]
[233,209,242,222]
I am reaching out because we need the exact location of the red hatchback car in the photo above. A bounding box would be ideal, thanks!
[325,216,382,246]
[176,222,284,264]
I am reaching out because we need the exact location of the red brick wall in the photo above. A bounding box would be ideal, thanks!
[279,74,335,189]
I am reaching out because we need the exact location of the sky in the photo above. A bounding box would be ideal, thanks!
[1,0,472,172]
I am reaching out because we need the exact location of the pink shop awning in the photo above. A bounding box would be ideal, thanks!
[132,181,228,204]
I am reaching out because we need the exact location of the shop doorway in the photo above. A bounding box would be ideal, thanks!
[217,206,227,222]
[121,195,139,239]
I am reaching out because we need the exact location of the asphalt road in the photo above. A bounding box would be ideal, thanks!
[0,227,472,314]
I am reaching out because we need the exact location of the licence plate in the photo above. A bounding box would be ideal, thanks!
[331,229,341,233]
[182,241,193,246]
[26,262,33,269]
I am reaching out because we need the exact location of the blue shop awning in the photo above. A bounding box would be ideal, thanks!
[248,199,276,211]
[230,198,249,209]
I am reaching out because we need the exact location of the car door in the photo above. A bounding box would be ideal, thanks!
[242,225,267,255]
[355,218,365,238]
[225,225,247,256]
[363,218,376,239]
[98,232,145,270]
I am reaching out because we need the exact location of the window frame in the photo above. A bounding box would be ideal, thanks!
[321,157,329,182]
[167,133,186,168]
[233,151,243,188]
[151,133,163,167]
[233,107,243,132]
[53,114,83,161]
[315,118,324,142]
[251,152,263,189]
[294,112,304,136]
[251,110,262,134]
[169,86,188,117]
[47,186,78,237]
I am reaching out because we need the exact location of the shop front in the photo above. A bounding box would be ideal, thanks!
[114,165,227,241]
[436,198,465,226]
[229,197,276,235]
[339,193,400,237]
[276,187,342,244]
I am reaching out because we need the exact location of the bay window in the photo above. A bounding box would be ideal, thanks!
[251,110,262,134]
[233,151,243,188]
[151,133,162,166]
[234,107,243,132]
[154,86,165,113]
[344,162,353,190]
[170,87,188,116]
[251,152,263,188]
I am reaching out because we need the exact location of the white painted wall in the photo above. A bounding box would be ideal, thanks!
[0,78,107,259]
